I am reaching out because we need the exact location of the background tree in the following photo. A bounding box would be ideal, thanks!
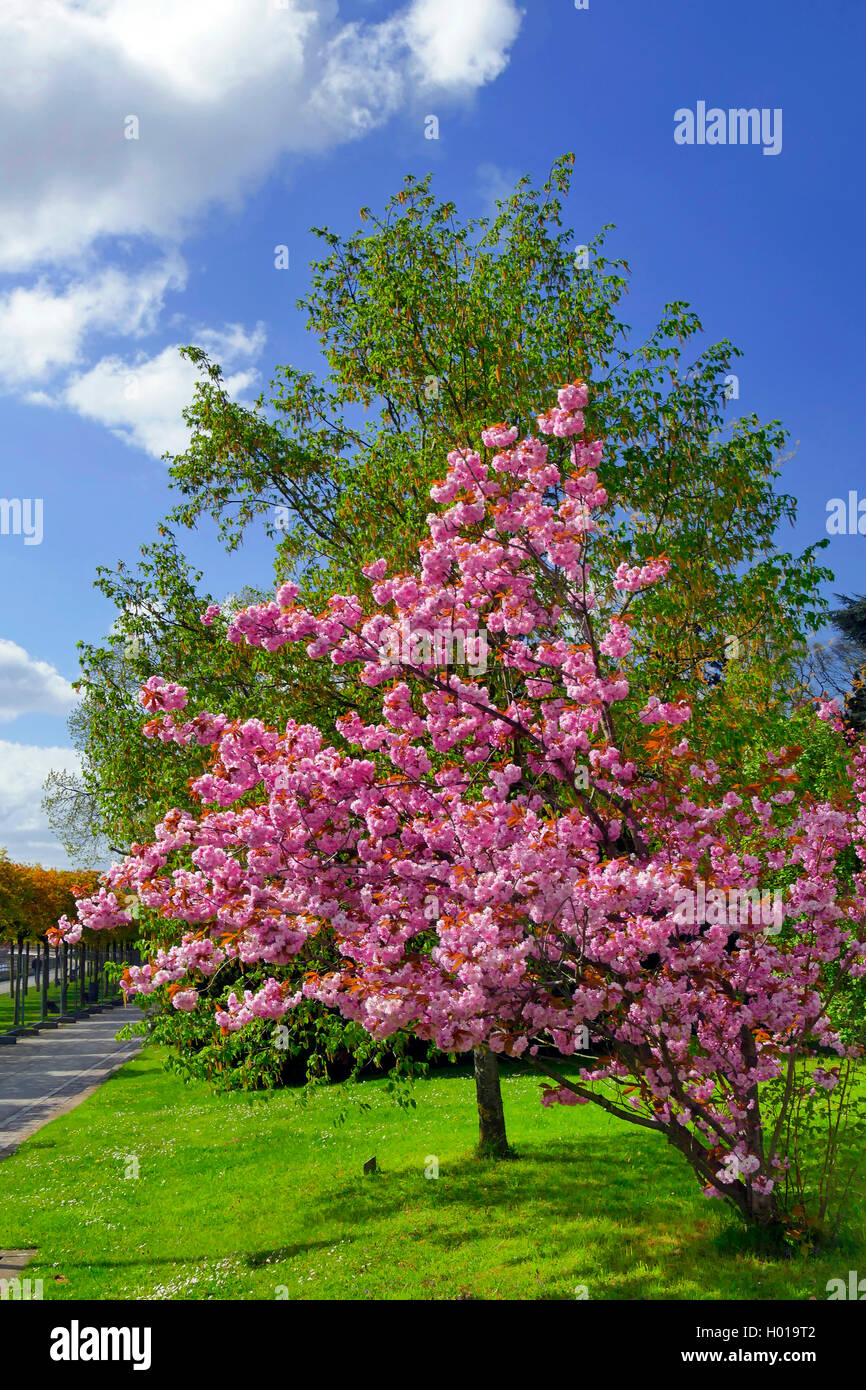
[0,852,102,1026]
[166,154,830,753]
[824,595,866,730]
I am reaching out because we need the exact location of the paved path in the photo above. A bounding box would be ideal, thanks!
[0,1008,144,1160]
[0,1247,37,1281]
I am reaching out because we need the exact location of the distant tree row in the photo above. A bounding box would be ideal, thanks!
[0,850,100,943]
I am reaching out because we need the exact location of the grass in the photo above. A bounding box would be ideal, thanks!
[0,981,64,1031]
[0,982,119,1031]
[1,1044,863,1300]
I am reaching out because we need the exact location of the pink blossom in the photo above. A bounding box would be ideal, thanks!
[171,989,199,1012]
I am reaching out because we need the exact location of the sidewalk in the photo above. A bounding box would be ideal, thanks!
[0,1007,144,1160]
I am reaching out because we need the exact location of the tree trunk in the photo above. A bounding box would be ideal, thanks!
[14,935,24,1026]
[746,1185,781,1226]
[40,939,48,1022]
[473,1047,510,1157]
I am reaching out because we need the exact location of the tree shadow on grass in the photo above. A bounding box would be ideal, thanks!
[244,1242,340,1267]
[300,1134,734,1298]
[34,1238,344,1279]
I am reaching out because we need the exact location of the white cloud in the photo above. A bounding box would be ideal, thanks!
[60,322,266,457]
[0,256,186,387]
[0,640,77,722]
[404,0,523,89]
[0,741,82,868]
[0,0,524,273]
[0,0,523,445]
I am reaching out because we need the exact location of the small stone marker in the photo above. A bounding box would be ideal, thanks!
[363,1156,377,1174]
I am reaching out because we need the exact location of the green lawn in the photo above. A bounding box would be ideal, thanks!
[1,1045,862,1300]
[0,982,122,1031]
[0,981,63,1031]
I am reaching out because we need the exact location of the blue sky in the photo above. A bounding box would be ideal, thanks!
[0,0,863,866]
